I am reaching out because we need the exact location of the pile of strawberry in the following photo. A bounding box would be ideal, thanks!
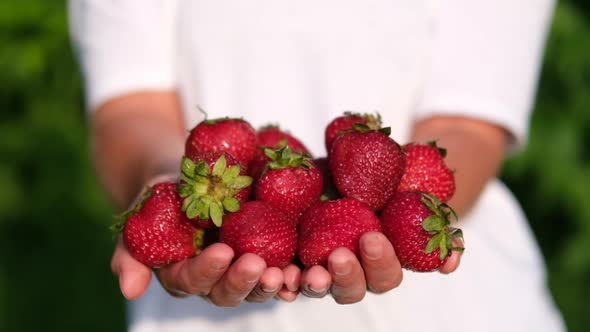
[114,113,464,273]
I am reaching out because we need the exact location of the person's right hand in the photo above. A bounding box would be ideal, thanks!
[111,237,300,306]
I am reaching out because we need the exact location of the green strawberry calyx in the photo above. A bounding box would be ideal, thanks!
[332,112,383,140]
[264,145,313,171]
[193,228,206,250]
[109,187,153,234]
[261,138,289,151]
[426,140,448,158]
[202,117,247,125]
[320,189,342,202]
[258,123,281,131]
[178,155,252,227]
[420,193,464,260]
[351,123,392,136]
[343,111,383,130]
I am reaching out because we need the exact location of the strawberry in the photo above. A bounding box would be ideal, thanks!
[325,112,382,153]
[255,146,323,223]
[113,182,205,268]
[185,118,257,168]
[329,125,406,211]
[219,201,297,268]
[256,125,310,155]
[179,151,252,228]
[298,198,382,267]
[398,142,455,202]
[248,152,272,183]
[380,191,464,272]
[249,126,311,180]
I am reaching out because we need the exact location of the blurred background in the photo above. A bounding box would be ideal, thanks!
[0,1,588,331]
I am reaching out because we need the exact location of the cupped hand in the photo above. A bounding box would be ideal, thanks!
[111,231,462,305]
[299,232,403,304]
[298,231,463,304]
[110,238,288,306]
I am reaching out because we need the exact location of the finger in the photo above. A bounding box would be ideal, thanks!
[156,243,234,296]
[276,264,301,302]
[245,267,284,303]
[328,248,367,304]
[440,238,464,274]
[208,253,266,306]
[359,232,403,293]
[300,265,332,298]
[111,237,152,300]
[283,263,301,292]
[276,285,299,302]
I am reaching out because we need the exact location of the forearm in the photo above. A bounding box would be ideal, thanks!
[410,116,507,217]
[91,91,186,208]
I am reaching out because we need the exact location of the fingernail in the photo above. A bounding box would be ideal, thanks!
[308,286,327,294]
[362,235,383,260]
[309,286,325,293]
[331,260,352,276]
[262,285,279,293]
[245,277,259,284]
[243,271,261,284]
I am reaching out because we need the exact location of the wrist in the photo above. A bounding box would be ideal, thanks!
[126,172,180,211]
[136,139,184,196]
[122,157,181,209]
[141,158,181,187]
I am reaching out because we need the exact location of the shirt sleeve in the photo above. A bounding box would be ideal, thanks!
[68,0,177,111]
[415,0,555,151]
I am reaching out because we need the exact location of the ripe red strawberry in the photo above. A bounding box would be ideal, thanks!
[219,201,297,268]
[298,198,382,267]
[256,125,310,154]
[325,112,381,153]
[249,126,311,180]
[380,191,464,272]
[398,142,455,202]
[255,146,323,223]
[179,152,252,228]
[185,118,257,168]
[113,182,205,268]
[248,152,272,182]
[330,125,406,211]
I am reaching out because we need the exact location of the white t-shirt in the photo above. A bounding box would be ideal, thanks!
[69,1,565,331]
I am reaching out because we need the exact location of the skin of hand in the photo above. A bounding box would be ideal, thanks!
[97,91,292,305]
[297,233,462,303]
[294,114,506,302]
[97,92,490,306]
[110,173,292,304]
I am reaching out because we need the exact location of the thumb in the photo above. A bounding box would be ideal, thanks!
[111,237,152,299]
[439,237,464,274]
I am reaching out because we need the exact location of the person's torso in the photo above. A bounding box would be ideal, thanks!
[173,0,432,156]
[128,2,564,331]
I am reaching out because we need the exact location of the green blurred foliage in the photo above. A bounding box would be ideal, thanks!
[501,1,590,331]
[0,2,126,332]
[0,1,588,331]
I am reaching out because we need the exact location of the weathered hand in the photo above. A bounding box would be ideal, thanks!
[111,238,288,306]
[298,231,462,304]
[299,232,402,303]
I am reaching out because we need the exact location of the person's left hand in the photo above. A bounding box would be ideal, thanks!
[276,231,462,304]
